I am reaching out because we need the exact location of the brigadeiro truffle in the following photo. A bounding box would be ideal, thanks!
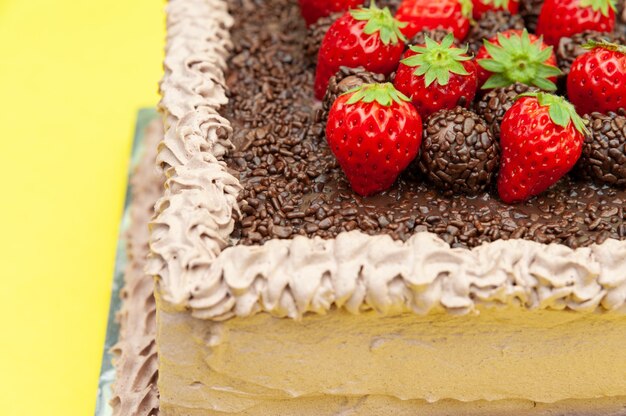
[475,83,539,138]
[467,11,525,52]
[556,31,626,76]
[519,0,544,32]
[419,107,500,195]
[576,111,626,188]
[304,12,342,65]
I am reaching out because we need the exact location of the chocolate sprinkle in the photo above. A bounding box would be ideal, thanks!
[223,0,626,249]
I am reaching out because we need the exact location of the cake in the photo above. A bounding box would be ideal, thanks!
[112,0,626,414]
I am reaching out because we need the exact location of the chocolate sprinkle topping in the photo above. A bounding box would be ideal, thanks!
[223,0,626,249]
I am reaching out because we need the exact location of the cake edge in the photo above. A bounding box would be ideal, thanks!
[110,119,164,416]
[148,0,626,320]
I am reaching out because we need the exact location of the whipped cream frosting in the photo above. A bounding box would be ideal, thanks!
[149,0,626,320]
[111,119,163,415]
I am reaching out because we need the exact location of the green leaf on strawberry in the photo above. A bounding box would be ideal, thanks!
[459,0,474,19]
[350,1,407,45]
[483,0,514,7]
[517,92,588,134]
[583,39,626,54]
[478,29,562,91]
[401,34,473,87]
[579,0,616,17]
[345,82,411,106]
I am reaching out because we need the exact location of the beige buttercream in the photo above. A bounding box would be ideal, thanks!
[158,306,626,415]
[149,0,626,318]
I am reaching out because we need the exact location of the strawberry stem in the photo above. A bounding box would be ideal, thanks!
[579,0,616,17]
[517,92,589,135]
[583,39,626,55]
[401,34,472,87]
[344,83,411,106]
[458,0,474,19]
[481,0,512,8]
[350,1,407,45]
[478,29,562,91]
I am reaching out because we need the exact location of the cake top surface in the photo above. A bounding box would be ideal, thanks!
[149,0,626,320]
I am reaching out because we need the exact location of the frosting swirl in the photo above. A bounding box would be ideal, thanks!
[188,231,626,320]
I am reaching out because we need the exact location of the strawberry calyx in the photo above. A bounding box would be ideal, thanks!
[350,1,407,45]
[459,0,474,19]
[401,34,473,87]
[583,39,626,55]
[480,0,513,8]
[478,29,562,91]
[344,82,411,106]
[579,0,616,17]
[517,92,588,135]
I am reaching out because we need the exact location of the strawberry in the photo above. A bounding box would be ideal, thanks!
[393,33,478,119]
[477,29,561,91]
[298,0,365,27]
[472,0,520,19]
[536,0,616,47]
[326,83,423,196]
[395,0,473,40]
[567,40,626,115]
[315,3,407,100]
[498,92,587,203]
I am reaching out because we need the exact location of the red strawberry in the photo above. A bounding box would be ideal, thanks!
[498,92,586,203]
[477,29,561,91]
[567,40,626,115]
[298,0,365,27]
[536,0,616,47]
[394,33,478,119]
[326,83,423,196]
[395,0,473,40]
[471,0,520,19]
[315,3,407,99]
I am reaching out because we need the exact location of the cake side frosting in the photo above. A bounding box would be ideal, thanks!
[110,119,163,415]
[149,0,626,319]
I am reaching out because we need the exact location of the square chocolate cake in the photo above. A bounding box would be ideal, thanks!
[114,0,626,414]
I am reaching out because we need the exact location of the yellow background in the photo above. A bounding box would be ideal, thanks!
[0,0,165,414]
